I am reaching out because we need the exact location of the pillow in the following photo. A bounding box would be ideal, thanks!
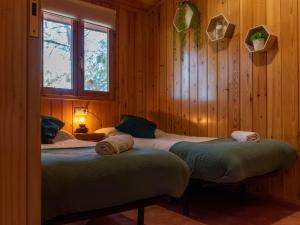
[94,127,124,137]
[116,115,156,138]
[155,129,168,138]
[41,115,65,144]
[53,130,75,142]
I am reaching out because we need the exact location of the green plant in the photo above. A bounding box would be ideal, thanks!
[250,30,268,42]
[174,0,201,59]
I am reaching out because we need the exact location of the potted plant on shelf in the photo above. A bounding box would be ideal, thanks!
[250,30,268,51]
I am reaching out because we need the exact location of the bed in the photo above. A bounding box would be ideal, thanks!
[41,137,190,225]
[97,128,297,184]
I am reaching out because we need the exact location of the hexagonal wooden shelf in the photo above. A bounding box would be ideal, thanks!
[206,14,235,42]
[173,3,194,33]
[244,25,277,53]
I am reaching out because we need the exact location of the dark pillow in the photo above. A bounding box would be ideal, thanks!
[116,115,156,139]
[41,115,65,144]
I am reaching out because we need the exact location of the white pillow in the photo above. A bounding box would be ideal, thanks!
[94,127,124,137]
[53,130,75,142]
[95,127,167,138]
[154,129,168,138]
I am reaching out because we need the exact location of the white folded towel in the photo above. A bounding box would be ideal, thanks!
[231,131,260,143]
[95,134,134,155]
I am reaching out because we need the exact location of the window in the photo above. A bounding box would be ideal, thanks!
[42,12,115,99]
[84,24,109,92]
[43,15,73,90]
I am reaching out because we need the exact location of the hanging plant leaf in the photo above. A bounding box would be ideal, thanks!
[173,0,201,60]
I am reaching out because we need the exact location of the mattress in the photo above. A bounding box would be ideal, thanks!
[42,147,190,222]
[132,131,216,151]
[170,138,298,183]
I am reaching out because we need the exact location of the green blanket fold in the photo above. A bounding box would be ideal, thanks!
[42,148,190,222]
[170,138,297,183]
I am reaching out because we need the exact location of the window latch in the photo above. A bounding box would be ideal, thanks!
[29,0,40,38]
[80,57,84,70]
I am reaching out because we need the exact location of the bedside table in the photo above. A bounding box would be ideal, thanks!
[74,133,105,142]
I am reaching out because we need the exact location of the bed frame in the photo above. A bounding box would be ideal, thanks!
[42,195,171,225]
[182,171,279,216]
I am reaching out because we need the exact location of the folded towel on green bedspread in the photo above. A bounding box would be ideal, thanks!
[42,148,190,222]
[170,139,297,183]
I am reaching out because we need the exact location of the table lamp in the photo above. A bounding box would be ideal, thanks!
[74,107,88,133]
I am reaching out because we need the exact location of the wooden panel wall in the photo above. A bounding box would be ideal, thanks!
[146,0,300,205]
[41,1,148,133]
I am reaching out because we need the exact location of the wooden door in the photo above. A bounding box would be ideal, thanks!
[0,0,41,224]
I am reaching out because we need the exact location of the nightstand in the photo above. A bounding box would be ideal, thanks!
[74,133,105,142]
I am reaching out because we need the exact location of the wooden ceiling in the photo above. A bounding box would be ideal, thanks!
[90,0,160,10]
[115,0,160,10]
[133,0,159,7]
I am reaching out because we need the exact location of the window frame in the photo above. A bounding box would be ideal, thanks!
[41,12,115,100]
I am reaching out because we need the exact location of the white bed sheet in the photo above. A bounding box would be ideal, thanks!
[41,139,96,150]
[133,131,216,151]
[42,129,216,151]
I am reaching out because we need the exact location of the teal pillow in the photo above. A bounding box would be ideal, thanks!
[41,115,65,144]
[116,115,157,138]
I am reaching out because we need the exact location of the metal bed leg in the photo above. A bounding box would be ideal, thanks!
[137,207,144,225]
[182,186,190,216]
[42,222,60,225]
[239,184,247,201]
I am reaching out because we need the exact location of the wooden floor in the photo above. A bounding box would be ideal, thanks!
[68,189,300,225]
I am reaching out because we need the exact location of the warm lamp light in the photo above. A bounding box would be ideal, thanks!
[74,116,86,124]
[74,107,88,133]
[73,106,103,133]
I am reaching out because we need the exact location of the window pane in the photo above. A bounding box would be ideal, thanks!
[84,27,108,92]
[43,18,72,89]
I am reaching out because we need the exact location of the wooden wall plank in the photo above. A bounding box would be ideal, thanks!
[189,27,199,136]
[216,0,229,138]
[239,0,253,131]
[228,0,240,134]
[152,9,160,125]
[41,98,51,115]
[118,8,130,116]
[266,0,283,200]
[267,0,282,140]
[51,99,63,120]
[62,100,73,133]
[127,12,136,115]
[159,2,168,130]
[207,0,218,137]
[197,0,208,136]
[280,0,299,204]
[181,32,191,135]
[173,1,183,134]
[166,0,175,133]
[146,10,155,121]
[252,0,267,138]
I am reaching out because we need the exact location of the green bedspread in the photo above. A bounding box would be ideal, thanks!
[170,138,297,183]
[42,148,190,222]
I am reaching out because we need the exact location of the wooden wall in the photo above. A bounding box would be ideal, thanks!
[146,0,300,205]
[41,1,148,133]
